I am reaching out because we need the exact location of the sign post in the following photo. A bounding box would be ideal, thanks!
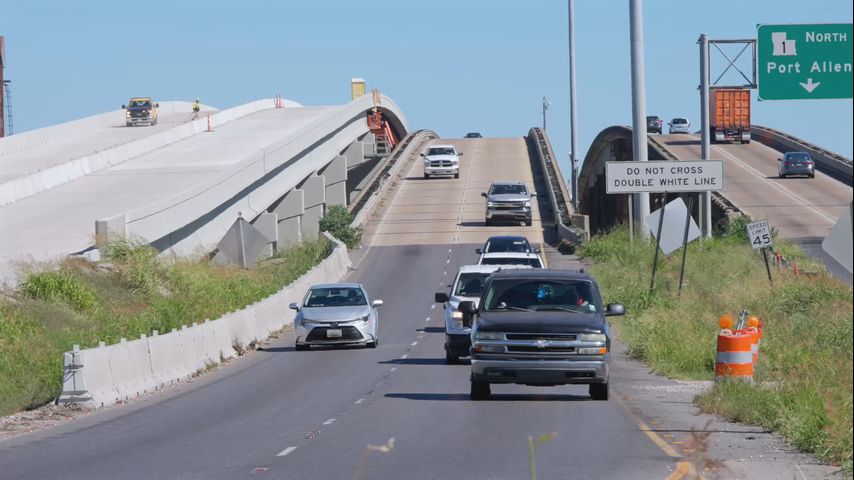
[606,160,723,297]
[757,23,853,100]
[747,220,774,284]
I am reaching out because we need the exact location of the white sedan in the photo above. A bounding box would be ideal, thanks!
[290,283,382,350]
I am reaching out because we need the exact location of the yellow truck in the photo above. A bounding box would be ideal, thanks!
[121,97,159,127]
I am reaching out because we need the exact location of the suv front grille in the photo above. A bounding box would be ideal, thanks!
[506,334,577,341]
[507,345,576,353]
[430,160,454,167]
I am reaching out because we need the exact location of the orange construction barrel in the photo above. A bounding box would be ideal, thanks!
[715,330,754,382]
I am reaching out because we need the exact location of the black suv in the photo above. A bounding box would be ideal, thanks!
[458,269,625,401]
[646,115,663,134]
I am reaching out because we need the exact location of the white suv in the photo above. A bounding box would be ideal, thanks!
[421,144,462,179]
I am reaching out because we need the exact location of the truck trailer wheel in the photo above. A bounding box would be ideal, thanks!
[589,382,609,401]
[470,380,491,400]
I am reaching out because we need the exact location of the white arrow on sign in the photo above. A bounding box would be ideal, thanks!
[799,78,821,93]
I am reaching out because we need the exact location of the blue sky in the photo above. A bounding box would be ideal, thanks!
[1,0,852,177]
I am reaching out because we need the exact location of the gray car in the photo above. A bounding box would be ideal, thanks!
[778,151,815,178]
[290,283,383,350]
[481,181,536,226]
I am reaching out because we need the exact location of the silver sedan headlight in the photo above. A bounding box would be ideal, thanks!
[487,201,494,207]
[357,314,370,323]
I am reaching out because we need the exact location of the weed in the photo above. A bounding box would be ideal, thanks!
[319,205,362,249]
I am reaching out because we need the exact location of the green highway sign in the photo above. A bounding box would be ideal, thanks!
[757,23,853,100]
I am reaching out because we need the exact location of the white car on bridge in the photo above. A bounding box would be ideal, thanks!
[668,118,692,134]
[478,251,544,268]
[421,144,462,179]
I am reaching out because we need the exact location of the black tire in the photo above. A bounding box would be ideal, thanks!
[295,343,309,351]
[454,173,459,179]
[525,218,532,227]
[424,173,429,179]
[779,172,786,178]
[485,218,493,226]
[589,382,609,401]
[367,338,378,348]
[445,351,460,365]
[470,380,491,400]
[809,173,815,179]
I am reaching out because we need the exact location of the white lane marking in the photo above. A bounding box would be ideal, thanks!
[448,248,452,253]
[411,341,418,346]
[431,304,436,309]
[401,354,408,359]
[390,367,397,372]
[443,270,447,276]
[323,418,336,425]
[277,447,297,457]
[355,398,364,404]
[713,146,835,223]
[445,259,450,264]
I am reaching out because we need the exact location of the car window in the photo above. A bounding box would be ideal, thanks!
[454,273,490,297]
[485,238,531,253]
[483,279,598,313]
[786,153,811,161]
[427,147,456,156]
[304,287,367,307]
[672,118,688,124]
[489,184,527,195]
[481,257,541,268]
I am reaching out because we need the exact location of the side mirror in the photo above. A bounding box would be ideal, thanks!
[530,192,537,197]
[155,103,160,108]
[533,248,541,254]
[121,105,126,109]
[777,158,782,162]
[458,152,464,156]
[475,248,483,254]
[289,302,300,311]
[434,292,449,303]
[605,303,626,316]
[480,192,487,198]
[372,299,384,308]
[420,153,425,157]
[458,301,477,314]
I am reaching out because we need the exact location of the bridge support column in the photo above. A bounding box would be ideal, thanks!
[272,189,304,247]
[299,175,326,241]
[321,155,348,207]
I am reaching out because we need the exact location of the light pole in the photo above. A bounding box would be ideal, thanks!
[542,95,551,130]
[629,0,650,238]
[568,0,579,210]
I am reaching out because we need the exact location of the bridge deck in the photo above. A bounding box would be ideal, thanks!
[659,133,852,240]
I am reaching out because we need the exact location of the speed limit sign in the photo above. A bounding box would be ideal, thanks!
[747,220,773,250]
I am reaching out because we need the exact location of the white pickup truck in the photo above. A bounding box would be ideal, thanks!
[421,144,462,179]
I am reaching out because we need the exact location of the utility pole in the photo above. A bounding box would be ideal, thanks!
[698,33,713,238]
[542,95,550,130]
[567,0,579,210]
[629,0,650,238]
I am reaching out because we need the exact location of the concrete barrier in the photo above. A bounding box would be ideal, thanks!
[0,99,301,207]
[751,125,853,185]
[57,233,351,408]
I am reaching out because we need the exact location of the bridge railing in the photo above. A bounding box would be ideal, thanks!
[527,128,589,245]
[751,125,853,185]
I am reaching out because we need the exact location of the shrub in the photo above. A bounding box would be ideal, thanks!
[21,271,98,314]
[319,205,362,249]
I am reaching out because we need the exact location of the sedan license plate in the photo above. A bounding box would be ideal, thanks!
[326,329,343,338]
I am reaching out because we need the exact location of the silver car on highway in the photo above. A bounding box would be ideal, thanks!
[290,283,383,350]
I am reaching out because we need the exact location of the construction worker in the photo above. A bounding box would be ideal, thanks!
[191,98,201,119]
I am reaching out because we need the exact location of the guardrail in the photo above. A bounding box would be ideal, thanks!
[95,94,408,254]
[751,125,853,185]
[526,128,589,245]
[348,129,438,226]
[58,232,351,409]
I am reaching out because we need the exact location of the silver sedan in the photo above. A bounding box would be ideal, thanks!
[290,283,382,350]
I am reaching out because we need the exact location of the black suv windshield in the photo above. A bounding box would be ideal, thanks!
[427,147,455,156]
[489,184,527,195]
[129,100,151,108]
[304,287,367,307]
[454,273,490,297]
[485,238,532,253]
[483,279,598,313]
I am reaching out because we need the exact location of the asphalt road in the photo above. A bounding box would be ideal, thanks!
[0,137,677,479]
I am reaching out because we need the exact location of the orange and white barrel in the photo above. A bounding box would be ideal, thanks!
[715,329,754,382]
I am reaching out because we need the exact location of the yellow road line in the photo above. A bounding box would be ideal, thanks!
[664,461,694,480]
[614,395,682,459]
[540,243,548,268]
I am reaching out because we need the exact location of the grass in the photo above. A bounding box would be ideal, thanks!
[0,238,331,416]
[578,226,853,469]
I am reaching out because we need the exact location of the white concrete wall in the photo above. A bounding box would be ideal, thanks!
[58,233,351,409]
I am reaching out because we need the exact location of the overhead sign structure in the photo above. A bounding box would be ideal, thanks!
[746,220,773,250]
[606,160,724,194]
[757,23,853,100]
